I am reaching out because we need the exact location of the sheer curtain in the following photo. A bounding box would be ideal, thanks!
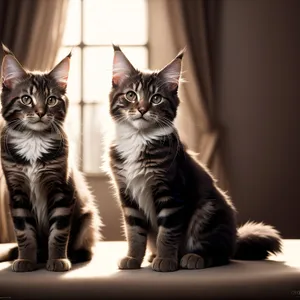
[0,0,69,243]
[149,0,228,190]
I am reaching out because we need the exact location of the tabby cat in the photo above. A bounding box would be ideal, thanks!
[108,45,282,272]
[0,45,101,272]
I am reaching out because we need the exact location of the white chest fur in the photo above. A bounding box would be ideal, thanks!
[115,124,174,227]
[23,163,48,229]
[9,129,58,164]
[8,129,59,229]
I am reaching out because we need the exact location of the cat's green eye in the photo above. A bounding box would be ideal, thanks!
[125,91,137,102]
[20,95,33,106]
[151,94,163,105]
[47,96,58,107]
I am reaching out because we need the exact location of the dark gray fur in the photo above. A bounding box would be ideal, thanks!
[0,46,101,272]
[108,45,282,272]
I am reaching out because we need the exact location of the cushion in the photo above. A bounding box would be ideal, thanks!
[0,240,299,299]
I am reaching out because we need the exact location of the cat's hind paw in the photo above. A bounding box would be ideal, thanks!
[118,256,141,269]
[152,257,178,272]
[46,258,72,272]
[180,253,205,269]
[12,259,37,272]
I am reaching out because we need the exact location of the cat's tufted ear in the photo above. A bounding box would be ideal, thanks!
[1,44,28,89]
[158,48,185,91]
[48,52,71,90]
[2,43,14,56]
[112,44,135,87]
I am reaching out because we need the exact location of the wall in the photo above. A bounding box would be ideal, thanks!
[215,0,300,237]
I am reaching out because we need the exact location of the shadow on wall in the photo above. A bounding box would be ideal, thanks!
[215,0,300,238]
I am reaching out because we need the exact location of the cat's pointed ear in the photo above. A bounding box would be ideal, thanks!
[1,44,28,89]
[158,48,185,91]
[48,52,71,89]
[2,43,14,56]
[112,44,135,86]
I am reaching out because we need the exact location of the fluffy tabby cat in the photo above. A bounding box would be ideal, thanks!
[108,45,282,272]
[0,46,101,272]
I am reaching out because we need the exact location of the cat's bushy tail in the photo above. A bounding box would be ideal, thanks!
[0,245,18,262]
[233,221,282,260]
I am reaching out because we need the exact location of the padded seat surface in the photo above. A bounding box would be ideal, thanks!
[0,240,299,300]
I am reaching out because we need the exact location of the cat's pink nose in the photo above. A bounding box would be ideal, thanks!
[138,107,146,115]
[36,110,45,118]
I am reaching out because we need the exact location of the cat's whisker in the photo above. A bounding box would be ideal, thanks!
[115,115,129,125]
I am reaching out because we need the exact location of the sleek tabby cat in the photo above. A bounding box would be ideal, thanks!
[108,45,282,272]
[0,46,101,272]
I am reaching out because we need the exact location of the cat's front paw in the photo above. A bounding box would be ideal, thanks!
[118,256,141,269]
[12,259,37,272]
[46,258,72,272]
[180,253,205,269]
[152,257,178,272]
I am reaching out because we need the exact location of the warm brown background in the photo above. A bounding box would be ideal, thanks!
[214,0,300,238]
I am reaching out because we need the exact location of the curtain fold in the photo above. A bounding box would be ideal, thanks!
[152,0,228,190]
[0,0,69,70]
[0,0,69,243]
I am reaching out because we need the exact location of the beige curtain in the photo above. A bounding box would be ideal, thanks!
[149,0,229,191]
[0,0,69,243]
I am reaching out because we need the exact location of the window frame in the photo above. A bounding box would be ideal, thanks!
[61,0,149,173]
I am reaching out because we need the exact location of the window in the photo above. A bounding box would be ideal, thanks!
[56,0,148,173]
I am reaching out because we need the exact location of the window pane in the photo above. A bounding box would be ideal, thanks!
[83,104,114,173]
[83,0,148,45]
[62,0,81,45]
[65,104,81,165]
[56,47,81,103]
[83,46,148,102]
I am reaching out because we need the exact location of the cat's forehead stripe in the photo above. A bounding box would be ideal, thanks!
[137,81,142,92]
[149,85,155,94]
[32,77,40,89]
[26,78,53,100]
[30,85,37,95]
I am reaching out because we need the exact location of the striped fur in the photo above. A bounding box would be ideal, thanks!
[0,47,101,272]
[108,46,282,272]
